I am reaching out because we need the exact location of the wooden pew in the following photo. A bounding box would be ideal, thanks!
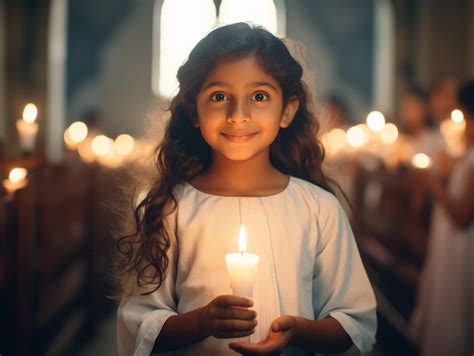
[352,163,432,354]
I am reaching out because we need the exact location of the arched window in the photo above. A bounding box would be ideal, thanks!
[153,0,285,99]
[152,0,216,98]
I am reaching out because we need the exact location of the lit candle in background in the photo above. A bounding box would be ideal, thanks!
[3,167,28,195]
[411,153,432,169]
[225,225,259,298]
[16,103,39,154]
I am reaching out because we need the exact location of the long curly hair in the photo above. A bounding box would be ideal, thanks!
[114,22,338,296]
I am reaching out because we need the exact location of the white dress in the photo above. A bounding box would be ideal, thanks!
[410,147,474,355]
[117,176,377,356]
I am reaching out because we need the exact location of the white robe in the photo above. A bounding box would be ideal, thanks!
[117,176,377,355]
[410,147,474,355]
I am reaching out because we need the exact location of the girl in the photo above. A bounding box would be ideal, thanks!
[115,23,377,356]
[410,80,474,355]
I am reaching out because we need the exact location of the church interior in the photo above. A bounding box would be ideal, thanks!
[1,0,473,355]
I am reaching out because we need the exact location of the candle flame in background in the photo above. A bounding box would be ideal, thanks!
[68,121,88,143]
[114,134,135,156]
[346,125,369,148]
[411,153,432,169]
[22,103,38,124]
[91,135,113,156]
[8,168,28,183]
[366,111,385,132]
[379,123,399,144]
[450,109,464,124]
[238,224,247,253]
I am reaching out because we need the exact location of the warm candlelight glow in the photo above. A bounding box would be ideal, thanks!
[379,123,399,144]
[22,103,38,123]
[68,121,88,143]
[238,224,247,253]
[366,111,385,132]
[91,135,113,156]
[114,134,135,156]
[451,109,464,124]
[225,224,259,298]
[3,167,28,194]
[9,167,28,183]
[346,125,369,148]
[78,138,95,163]
[17,103,39,153]
[411,153,432,169]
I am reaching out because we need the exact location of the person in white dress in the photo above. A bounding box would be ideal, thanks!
[410,79,474,355]
[114,23,377,356]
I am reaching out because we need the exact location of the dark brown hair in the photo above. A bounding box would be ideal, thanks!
[114,22,337,296]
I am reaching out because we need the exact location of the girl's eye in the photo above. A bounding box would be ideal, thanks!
[210,92,228,102]
[252,92,269,102]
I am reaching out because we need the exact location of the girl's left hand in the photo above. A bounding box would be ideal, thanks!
[228,315,296,355]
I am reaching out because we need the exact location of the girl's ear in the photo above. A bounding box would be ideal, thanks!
[192,116,200,128]
[280,98,300,128]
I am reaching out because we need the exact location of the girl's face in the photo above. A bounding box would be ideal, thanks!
[195,55,298,163]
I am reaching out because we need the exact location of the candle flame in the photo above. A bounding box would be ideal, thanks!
[451,109,464,124]
[22,103,38,123]
[68,121,88,143]
[238,224,247,253]
[114,134,135,156]
[366,111,385,132]
[8,167,28,183]
[411,153,432,169]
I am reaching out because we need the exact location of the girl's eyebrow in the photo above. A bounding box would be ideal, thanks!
[201,81,278,91]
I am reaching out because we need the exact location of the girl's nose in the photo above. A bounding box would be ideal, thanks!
[226,98,250,124]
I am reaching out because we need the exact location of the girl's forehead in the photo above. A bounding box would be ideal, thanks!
[202,55,280,89]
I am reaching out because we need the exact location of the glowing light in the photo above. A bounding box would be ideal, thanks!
[379,123,399,144]
[411,153,432,169]
[78,138,95,163]
[346,125,369,148]
[68,121,88,143]
[328,128,347,150]
[22,103,38,123]
[114,134,135,156]
[451,109,464,123]
[366,111,385,132]
[8,168,28,183]
[91,135,112,156]
[238,224,247,253]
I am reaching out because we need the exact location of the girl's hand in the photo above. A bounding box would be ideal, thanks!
[228,315,296,355]
[199,295,257,339]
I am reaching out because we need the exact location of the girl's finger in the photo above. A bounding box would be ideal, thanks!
[215,306,257,320]
[214,318,257,332]
[215,295,253,308]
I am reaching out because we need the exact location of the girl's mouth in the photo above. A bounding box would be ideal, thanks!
[221,132,258,142]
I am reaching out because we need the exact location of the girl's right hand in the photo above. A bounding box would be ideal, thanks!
[199,295,257,339]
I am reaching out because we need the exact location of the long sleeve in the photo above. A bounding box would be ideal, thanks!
[117,213,179,356]
[312,193,377,353]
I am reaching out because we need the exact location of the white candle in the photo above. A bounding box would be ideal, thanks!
[225,225,259,298]
[3,167,28,195]
[16,103,39,153]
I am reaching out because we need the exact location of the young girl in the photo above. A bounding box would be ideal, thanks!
[115,23,377,355]
[410,80,474,355]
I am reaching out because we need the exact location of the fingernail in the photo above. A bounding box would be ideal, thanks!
[247,300,253,306]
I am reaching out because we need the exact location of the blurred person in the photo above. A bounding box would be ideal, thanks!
[321,94,352,131]
[410,79,474,356]
[398,85,447,169]
[429,76,459,126]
